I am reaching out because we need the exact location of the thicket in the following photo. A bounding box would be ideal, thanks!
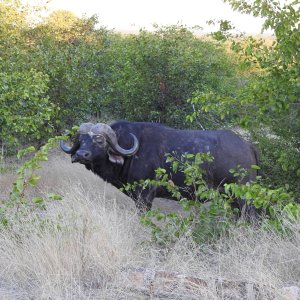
[189,0,300,197]
[0,0,238,151]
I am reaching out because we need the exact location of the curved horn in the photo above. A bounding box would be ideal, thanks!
[60,137,80,154]
[60,122,93,154]
[91,123,139,156]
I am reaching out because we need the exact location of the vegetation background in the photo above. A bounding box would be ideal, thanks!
[0,0,299,298]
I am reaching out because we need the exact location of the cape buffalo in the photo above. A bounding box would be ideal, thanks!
[60,120,258,215]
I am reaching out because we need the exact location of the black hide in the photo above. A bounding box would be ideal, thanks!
[64,120,259,213]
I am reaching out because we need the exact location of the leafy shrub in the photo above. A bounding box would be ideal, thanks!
[0,136,65,229]
[124,153,236,245]
[0,69,55,143]
[1,0,240,147]
[99,25,238,127]
[188,0,300,198]
[27,13,110,128]
[125,153,300,245]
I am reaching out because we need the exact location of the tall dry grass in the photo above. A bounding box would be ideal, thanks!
[0,152,299,299]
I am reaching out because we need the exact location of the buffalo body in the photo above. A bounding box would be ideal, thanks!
[61,121,258,213]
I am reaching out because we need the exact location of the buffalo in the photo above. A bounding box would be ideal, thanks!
[60,120,258,215]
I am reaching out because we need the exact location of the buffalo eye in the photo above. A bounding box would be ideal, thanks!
[94,135,105,144]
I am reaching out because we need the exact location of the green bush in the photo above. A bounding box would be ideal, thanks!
[188,0,300,198]
[98,25,238,127]
[0,1,240,143]
[26,12,111,128]
[0,69,55,146]
[125,153,299,245]
[0,135,68,229]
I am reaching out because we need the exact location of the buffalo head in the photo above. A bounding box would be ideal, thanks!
[60,122,139,166]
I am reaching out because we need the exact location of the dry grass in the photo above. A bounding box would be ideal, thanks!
[0,152,299,299]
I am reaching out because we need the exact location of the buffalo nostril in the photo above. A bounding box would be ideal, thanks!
[76,150,92,160]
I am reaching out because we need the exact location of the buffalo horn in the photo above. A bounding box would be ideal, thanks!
[60,137,80,154]
[60,122,93,154]
[79,122,94,134]
[91,123,139,156]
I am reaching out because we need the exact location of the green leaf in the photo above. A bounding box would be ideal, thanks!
[48,193,63,200]
[15,178,24,193]
[156,213,165,221]
[28,175,40,186]
[32,197,44,204]
[17,146,35,159]
[245,192,253,199]
[251,165,261,170]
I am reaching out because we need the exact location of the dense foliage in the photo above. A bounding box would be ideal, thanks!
[98,26,237,126]
[189,0,300,197]
[0,1,55,149]
[0,0,238,154]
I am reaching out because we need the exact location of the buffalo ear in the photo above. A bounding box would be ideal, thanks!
[108,149,124,165]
